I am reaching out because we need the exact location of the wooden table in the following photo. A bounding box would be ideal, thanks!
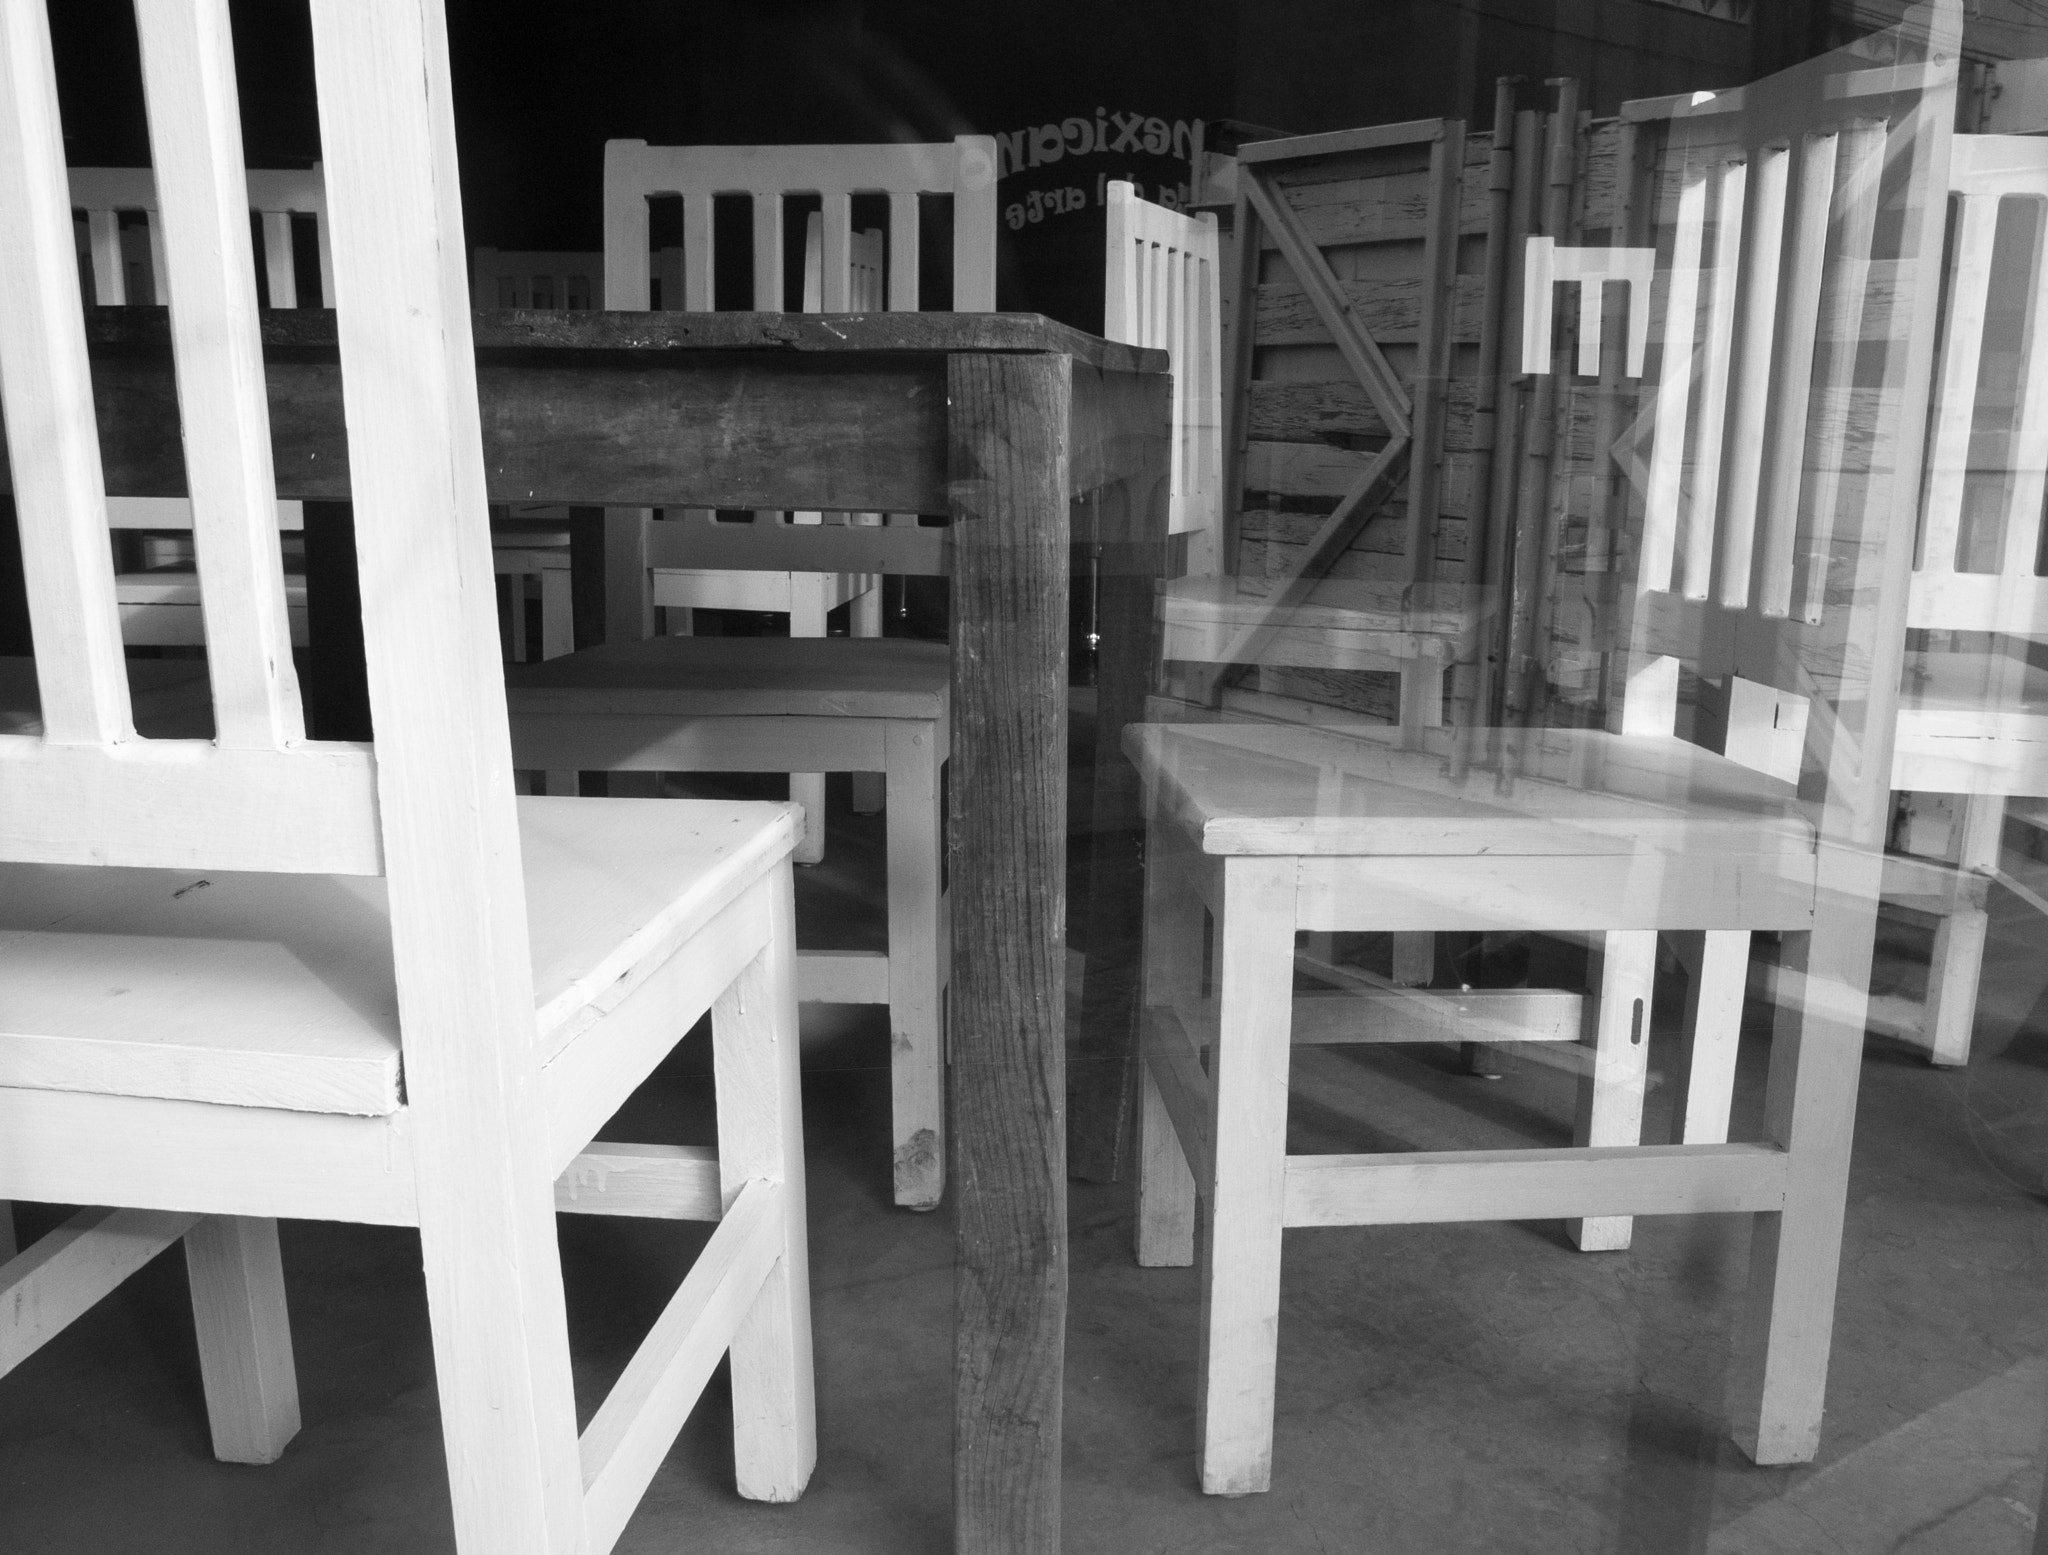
[6,306,1170,1554]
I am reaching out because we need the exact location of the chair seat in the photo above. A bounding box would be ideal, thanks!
[1127,722,1814,858]
[506,634,950,720]
[0,795,797,1116]
[1894,650,2048,795]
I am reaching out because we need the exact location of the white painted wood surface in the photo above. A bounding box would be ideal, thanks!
[1129,25,1952,1492]
[506,635,953,1210]
[0,2,816,1544]
[1104,181,1223,570]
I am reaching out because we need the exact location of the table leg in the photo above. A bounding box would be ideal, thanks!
[948,352,1070,1555]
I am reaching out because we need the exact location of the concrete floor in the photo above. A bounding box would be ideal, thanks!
[7,778,2048,1554]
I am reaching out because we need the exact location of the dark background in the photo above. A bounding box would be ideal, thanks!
[46,0,1842,331]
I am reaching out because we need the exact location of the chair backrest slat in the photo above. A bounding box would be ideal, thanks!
[0,0,378,874]
[1755,131,1840,619]
[132,0,302,749]
[1612,18,1957,850]
[1715,140,1789,609]
[602,137,998,316]
[1911,133,2048,638]
[1104,180,1223,571]
[70,164,327,309]
[0,0,133,747]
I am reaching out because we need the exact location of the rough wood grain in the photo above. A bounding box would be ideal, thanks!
[947,351,1069,1555]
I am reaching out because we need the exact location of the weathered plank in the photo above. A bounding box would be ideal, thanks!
[1254,273,1489,347]
[946,352,1069,1555]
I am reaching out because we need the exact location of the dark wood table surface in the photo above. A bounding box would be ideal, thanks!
[2,306,1171,1555]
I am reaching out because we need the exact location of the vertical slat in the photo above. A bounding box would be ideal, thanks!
[601,139,653,310]
[1997,197,2048,607]
[1757,131,1840,618]
[800,209,823,311]
[310,164,335,305]
[1642,160,1710,595]
[952,134,997,310]
[87,207,127,303]
[1795,118,1886,626]
[886,190,917,310]
[751,190,783,311]
[1718,142,1789,608]
[305,4,582,1554]
[259,208,296,307]
[0,0,131,745]
[682,192,713,312]
[1683,157,1748,600]
[818,192,850,312]
[1406,122,1464,586]
[145,214,169,303]
[1919,192,1997,583]
[1103,182,1135,341]
[135,0,305,749]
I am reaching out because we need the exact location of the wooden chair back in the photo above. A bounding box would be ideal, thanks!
[1104,180,1223,574]
[1915,133,2048,642]
[0,0,526,1027]
[72,164,331,309]
[1593,18,1959,853]
[602,136,997,315]
[469,247,602,310]
[71,164,323,536]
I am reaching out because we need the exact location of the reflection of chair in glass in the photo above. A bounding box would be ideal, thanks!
[1103,180,1224,576]
[0,6,813,1544]
[1130,19,1953,1493]
[71,165,323,646]
[601,136,996,861]
[1879,133,2048,1066]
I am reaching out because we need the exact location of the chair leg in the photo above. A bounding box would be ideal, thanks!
[1730,915,1868,1466]
[1197,858,1297,1496]
[414,1139,584,1552]
[1924,793,2004,1068]
[711,863,818,1500]
[1136,838,1205,1268]
[538,566,574,660]
[184,1215,300,1464]
[885,722,946,1210]
[789,581,830,864]
[507,573,529,663]
[1671,930,1750,1145]
[1136,1056,1198,1268]
[1567,929,1658,1252]
[850,600,885,813]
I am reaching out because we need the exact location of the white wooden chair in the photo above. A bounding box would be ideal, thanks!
[1877,132,2048,1066]
[72,163,323,646]
[505,634,952,1210]
[601,135,996,862]
[469,246,601,310]
[1103,180,1224,577]
[1130,21,1955,1494]
[0,5,812,1551]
